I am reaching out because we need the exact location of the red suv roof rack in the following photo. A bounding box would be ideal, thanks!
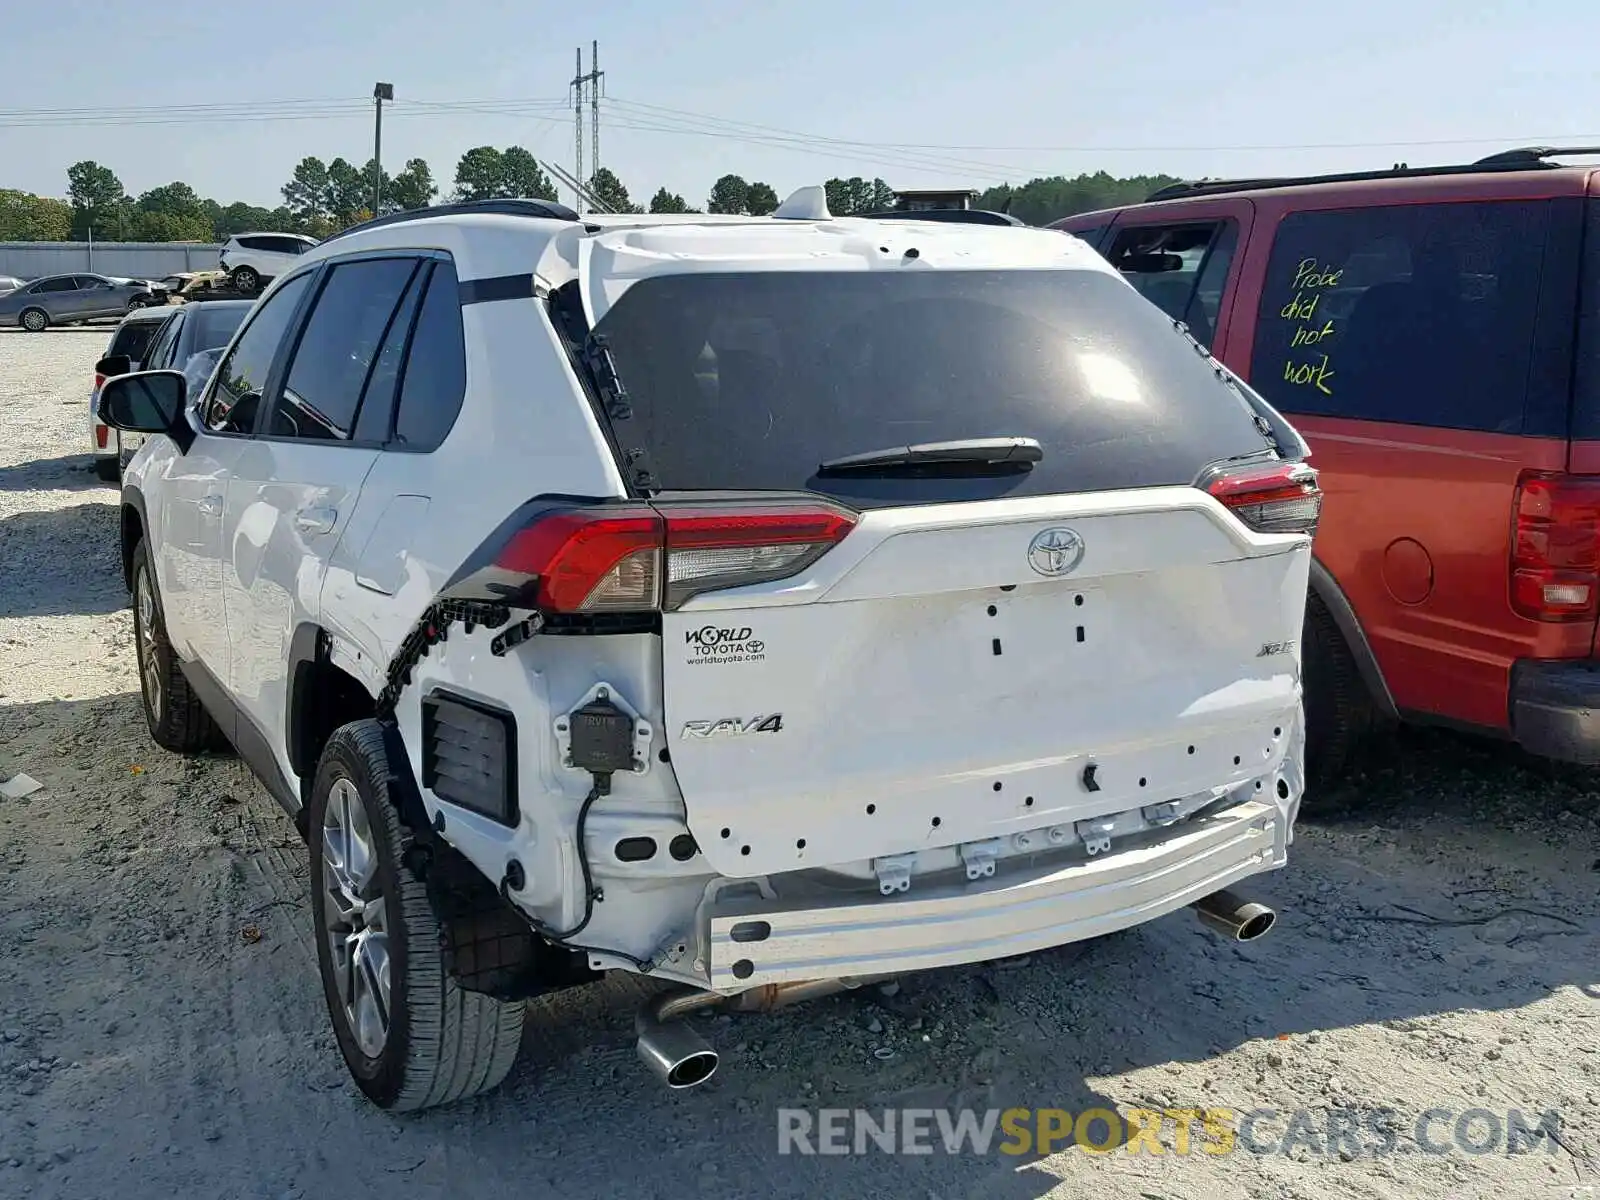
[1145,146,1600,203]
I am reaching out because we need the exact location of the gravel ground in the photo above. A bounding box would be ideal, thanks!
[1,325,1598,1200]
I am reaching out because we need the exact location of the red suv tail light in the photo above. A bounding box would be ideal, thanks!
[1511,472,1600,622]
[495,501,858,613]
[1204,461,1322,536]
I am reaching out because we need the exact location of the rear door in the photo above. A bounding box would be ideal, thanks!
[1240,193,1584,729]
[582,254,1311,878]
[221,254,421,746]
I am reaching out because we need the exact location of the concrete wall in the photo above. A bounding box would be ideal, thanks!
[0,242,223,281]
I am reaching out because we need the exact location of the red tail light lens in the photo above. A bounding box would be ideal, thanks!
[94,424,110,449]
[1204,461,1321,536]
[1511,472,1600,621]
[495,502,858,613]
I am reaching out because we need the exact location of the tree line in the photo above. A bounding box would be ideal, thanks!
[0,148,1180,243]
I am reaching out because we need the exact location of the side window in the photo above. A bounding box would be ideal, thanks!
[268,257,418,442]
[36,277,76,293]
[1105,221,1237,349]
[204,272,314,435]
[1249,201,1549,432]
[392,261,468,451]
[142,315,182,368]
[351,264,428,443]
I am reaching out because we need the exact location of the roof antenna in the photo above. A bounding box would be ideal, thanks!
[773,186,831,220]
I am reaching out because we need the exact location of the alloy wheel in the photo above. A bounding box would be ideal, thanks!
[320,777,392,1058]
[134,566,162,720]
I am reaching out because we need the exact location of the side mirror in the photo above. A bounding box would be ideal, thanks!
[97,370,188,443]
[96,354,132,378]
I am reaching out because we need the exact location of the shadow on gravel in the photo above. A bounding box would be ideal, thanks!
[0,502,125,617]
[0,454,111,494]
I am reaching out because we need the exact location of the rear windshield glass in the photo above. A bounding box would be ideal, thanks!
[110,322,159,361]
[589,269,1273,506]
[190,305,248,350]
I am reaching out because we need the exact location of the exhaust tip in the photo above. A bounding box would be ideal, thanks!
[664,1049,720,1090]
[1191,889,1277,942]
[636,1004,722,1091]
[1236,908,1276,941]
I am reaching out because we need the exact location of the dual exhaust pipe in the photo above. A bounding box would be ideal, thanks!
[635,890,1275,1090]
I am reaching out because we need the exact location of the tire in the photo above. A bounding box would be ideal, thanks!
[94,456,120,484]
[1302,593,1376,791]
[19,308,48,332]
[309,720,526,1111]
[130,539,220,754]
[230,266,259,296]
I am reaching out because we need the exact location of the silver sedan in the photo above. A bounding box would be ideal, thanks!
[0,273,157,331]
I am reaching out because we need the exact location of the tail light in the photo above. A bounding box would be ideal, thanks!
[94,423,110,449]
[1204,461,1321,536]
[1511,472,1600,621]
[495,501,858,613]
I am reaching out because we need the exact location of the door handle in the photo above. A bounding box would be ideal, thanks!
[294,505,338,535]
[198,493,223,517]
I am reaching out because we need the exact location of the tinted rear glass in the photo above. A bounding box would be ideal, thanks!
[110,322,159,361]
[188,305,249,351]
[589,269,1272,506]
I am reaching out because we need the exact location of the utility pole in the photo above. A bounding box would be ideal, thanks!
[373,82,394,215]
[590,40,602,192]
[571,49,585,214]
[571,43,604,213]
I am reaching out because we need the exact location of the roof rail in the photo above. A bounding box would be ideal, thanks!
[1472,144,1600,165]
[1144,147,1600,203]
[318,197,580,245]
[857,207,1026,226]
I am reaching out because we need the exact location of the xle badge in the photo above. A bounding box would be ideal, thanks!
[681,715,784,740]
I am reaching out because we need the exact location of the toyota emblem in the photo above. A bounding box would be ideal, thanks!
[1026,527,1085,577]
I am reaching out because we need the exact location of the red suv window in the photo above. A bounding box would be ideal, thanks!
[1248,200,1551,434]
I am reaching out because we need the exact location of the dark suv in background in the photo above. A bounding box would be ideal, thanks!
[1057,147,1600,781]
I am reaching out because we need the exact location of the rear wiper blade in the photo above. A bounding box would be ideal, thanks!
[817,437,1044,474]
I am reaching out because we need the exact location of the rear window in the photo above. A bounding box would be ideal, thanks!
[1248,200,1554,434]
[109,321,159,362]
[587,269,1273,506]
[189,305,249,351]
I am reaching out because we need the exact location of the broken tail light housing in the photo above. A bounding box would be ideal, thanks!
[494,501,858,613]
[1511,472,1600,622]
[1203,461,1321,536]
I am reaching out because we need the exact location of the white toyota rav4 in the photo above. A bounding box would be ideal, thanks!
[97,191,1317,1111]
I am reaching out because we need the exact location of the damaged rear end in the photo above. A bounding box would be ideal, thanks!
[415,226,1316,1072]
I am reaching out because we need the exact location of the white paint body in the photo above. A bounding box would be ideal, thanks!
[123,207,1311,993]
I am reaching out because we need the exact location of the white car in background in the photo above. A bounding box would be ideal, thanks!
[89,307,171,480]
[218,232,318,295]
[0,274,25,297]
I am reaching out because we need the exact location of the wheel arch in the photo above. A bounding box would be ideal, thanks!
[119,487,148,593]
[1308,556,1398,720]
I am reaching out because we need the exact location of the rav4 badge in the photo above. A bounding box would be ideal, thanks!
[680,715,784,739]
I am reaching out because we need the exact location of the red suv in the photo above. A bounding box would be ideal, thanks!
[1056,147,1600,782]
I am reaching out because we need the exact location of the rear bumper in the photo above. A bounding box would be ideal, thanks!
[1510,658,1600,764]
[704,796,1287,989]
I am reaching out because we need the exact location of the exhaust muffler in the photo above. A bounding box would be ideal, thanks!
[1191,888,1276,941]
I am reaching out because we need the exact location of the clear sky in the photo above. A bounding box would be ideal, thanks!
[2,0,1596,211]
